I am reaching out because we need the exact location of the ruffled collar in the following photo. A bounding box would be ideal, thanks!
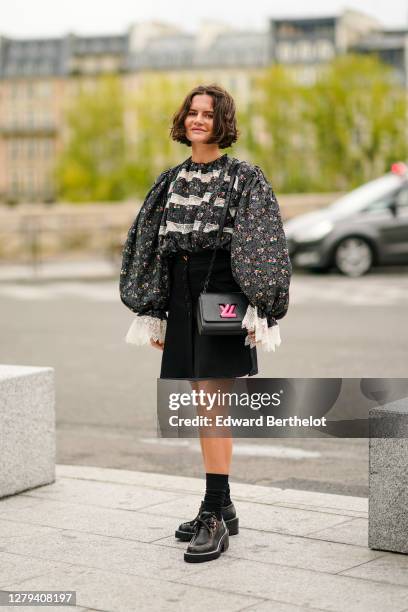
[183,153,229,172]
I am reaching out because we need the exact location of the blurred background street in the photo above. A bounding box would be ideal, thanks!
[1,263,407,497]
[1,0,407,502]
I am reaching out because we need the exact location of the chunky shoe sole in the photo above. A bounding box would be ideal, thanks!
[175,516,239,542]
[184,530,229,563]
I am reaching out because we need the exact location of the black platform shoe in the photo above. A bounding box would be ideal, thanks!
[175,501,239,541]
[184,511,229,563]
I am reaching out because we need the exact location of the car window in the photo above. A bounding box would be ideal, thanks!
[328,174,403,214]
[397,188,408,208]
[362,194,397,214]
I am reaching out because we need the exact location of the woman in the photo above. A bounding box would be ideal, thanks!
[120,83,291,563]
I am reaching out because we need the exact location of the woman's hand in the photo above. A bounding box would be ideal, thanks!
[150,338,164,351]
[248,330,258,345]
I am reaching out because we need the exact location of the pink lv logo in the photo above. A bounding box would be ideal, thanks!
[220,304,237,318]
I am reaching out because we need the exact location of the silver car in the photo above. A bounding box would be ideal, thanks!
[284,163,408,277]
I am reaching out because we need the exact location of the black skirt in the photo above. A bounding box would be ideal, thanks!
[160,249,258,380]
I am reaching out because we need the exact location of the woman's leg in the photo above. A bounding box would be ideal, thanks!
[191,378,234,475]
[189,377,236,523]
[195,375,248,506]
[192,375,246,476]
[182,377,242,562]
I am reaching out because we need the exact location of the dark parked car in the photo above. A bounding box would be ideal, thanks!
[284,162,408,276]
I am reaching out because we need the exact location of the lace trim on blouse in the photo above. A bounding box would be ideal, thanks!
[242,305,281,352]
[125,315,167,345]
[120,155,291,353]
[125,305,280,352]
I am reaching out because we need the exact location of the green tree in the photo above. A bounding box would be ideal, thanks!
[243,65,315,193]
[126,74,196,197]
[310,54,408,191]
[55,75,128,202]
[243,55,407,193]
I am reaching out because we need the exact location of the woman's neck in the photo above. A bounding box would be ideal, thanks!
[190,144,222,164]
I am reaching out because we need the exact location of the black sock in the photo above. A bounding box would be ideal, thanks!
[224,481,232,506]
[203,473,228,520]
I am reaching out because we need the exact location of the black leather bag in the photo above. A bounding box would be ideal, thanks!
[197,160,249,336]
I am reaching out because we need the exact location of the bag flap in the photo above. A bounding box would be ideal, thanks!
[199,293,248,322]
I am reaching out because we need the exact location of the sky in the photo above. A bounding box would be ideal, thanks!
[1,0,407,39]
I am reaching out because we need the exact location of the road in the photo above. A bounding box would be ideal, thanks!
[1,267,407,497]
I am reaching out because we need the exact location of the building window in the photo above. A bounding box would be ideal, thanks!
[36,81,52,97]
[317,40,334,60]
[27,112,35,127]
[277,42,292,62]
[297,41,312,61]
[46,139,54,157]
[11,173,19,194]
[8,140,19,160]
[27,139,36,159]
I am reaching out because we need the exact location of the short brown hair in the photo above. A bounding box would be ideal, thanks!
[170,83,239,149]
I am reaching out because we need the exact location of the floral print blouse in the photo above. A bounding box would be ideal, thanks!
[120,153,292,351]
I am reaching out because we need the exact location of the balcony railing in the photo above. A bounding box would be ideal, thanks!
[0,123,57,136]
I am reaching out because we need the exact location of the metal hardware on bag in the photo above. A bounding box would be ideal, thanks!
[197,291,248,335]
[219,304,237,318]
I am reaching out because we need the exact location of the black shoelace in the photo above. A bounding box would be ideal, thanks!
[194,512,218,535]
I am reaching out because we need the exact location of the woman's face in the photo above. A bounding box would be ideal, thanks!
[184,94,214,144]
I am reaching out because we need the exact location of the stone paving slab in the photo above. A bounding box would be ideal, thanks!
[55,464,281,500]
[0,552,74,589]
[0,464,407,612]
[179,558,408,612]
[3,564,261,612]
[306,517,369,547]
[0,498,186,544]
[0,528,214,582]
[339,553,408,587]
[244,602,328,612]
[146,496,352,537]
[23,476,184,512]
[0,518,56,543]
[55,464,368,516]
[272,501,367,519]
[152,527,383,574]
[253,488,368,514]
[0,494,44,515]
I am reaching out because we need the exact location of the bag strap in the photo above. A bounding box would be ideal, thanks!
[201,159,241,294]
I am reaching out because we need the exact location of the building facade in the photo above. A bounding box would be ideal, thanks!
[0,11,406,203]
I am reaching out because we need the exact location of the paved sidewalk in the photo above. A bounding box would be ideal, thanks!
[1,465,408,612]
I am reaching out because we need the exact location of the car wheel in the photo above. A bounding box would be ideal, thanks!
[334,237,373,277]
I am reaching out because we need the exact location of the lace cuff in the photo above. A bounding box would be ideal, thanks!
[125,315,167,346]
[242,304,281,352]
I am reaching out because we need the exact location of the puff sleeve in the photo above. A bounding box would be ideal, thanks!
[231,165,292,352]
[119,169,172,345]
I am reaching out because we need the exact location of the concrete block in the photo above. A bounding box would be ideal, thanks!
[0,364,55,498]
[369,399,408,553]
